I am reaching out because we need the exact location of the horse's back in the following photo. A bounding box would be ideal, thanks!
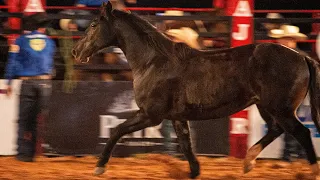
[175,44,257,109]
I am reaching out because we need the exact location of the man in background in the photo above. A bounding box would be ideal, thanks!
[4,12,56,162]
[268,24,309,162]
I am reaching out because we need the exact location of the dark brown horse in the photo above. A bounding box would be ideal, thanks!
[72,2,320,178]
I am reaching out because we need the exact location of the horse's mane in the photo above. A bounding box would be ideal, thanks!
[112,10,198,61]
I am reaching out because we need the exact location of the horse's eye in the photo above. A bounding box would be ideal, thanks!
[91,23,97,27]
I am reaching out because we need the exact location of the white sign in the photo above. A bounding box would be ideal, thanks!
[230,117,248,134]
[24,0,45,13]
[0,80,21,155]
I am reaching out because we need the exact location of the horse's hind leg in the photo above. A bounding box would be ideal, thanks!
[172,120,200,179]
[94,112,162,175]
[274,111,319,175]
[244,106,284,173]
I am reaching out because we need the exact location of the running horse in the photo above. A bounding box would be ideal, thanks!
[72,2,320,178]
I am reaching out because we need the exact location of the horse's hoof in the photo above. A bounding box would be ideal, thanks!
[190,170,200,179]
[311,163,319,176]
[243,144,261,174]
[94,167,105,176]
[190,161,200,179]
[243,159,256,174]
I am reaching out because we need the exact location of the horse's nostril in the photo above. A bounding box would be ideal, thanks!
[71,49,77,57]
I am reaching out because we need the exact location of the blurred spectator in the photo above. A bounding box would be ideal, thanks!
[203,8,228,49]
[47,18,78,93]
[72,0,109,30]
[73,45,132,82]
[99,46,132,81]
[75,0,108,7]
[0,35,8,78]
[159,119,175,155]
[158,10,195,30]
[59,19,78,31]
[264,13,284,32]
[165,27,201,49]
[110,0,127,10]
[156,10,203,49]
[4,12,56,162]
[268,25,308,56]
[269,24,308,162]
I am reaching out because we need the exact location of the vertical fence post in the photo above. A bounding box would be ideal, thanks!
[226,0,254,159]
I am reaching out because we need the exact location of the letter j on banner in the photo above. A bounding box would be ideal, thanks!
[226,0,254,47]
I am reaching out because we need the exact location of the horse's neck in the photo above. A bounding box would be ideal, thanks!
[115,20,171,71]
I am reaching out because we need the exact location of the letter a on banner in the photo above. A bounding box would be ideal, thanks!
[226,0,253,47]
[25,0,45,13]
[232,0,252,17]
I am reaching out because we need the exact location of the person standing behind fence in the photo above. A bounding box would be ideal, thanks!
[4,12,56,162]
[268,24,309,162]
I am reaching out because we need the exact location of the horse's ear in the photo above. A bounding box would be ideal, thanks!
[105,1,113,14]
[100,1,113,17]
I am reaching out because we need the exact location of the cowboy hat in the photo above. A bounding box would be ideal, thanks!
[266,13,283,19]
[263,13,284,30]
[156,10,184,16]
[165,27,200,49]
[22,12,51,30]
[268,25,307,40]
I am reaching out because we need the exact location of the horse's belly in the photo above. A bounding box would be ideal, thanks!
[180,96,257,120]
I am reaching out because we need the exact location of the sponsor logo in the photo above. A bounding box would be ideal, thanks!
[29,39,46,51]
[230,117,248,134]
[232,0,252,42]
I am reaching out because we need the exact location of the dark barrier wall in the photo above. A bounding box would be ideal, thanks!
[44,81,229,156]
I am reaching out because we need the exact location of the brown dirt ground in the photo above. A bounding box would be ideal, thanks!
[0,154,318,180]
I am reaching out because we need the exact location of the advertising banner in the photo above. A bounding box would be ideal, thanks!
[0,80,21,155]
[0,80,230,156]
[43,81,229,156]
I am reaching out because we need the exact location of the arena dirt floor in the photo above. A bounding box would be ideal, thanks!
[0,154,318,180]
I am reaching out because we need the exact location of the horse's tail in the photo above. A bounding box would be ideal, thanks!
[305,56,320,133]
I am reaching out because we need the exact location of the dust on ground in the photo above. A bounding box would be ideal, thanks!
[0,154,317,180]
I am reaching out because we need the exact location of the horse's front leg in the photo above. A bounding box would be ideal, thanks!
[95,112,162,175]
[172,120,200,179]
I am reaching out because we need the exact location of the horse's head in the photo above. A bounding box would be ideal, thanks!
[72,2,117,63]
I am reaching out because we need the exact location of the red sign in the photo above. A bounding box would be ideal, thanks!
[229,109,249,159]
[226,0,253,159]
[226,0,254,47]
